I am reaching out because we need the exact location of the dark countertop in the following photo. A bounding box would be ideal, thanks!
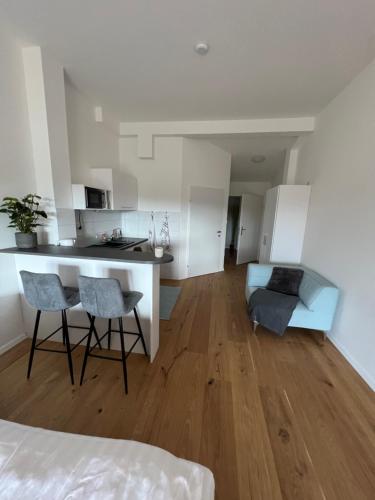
[0,245,173,265]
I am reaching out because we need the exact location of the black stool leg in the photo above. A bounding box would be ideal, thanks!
[80,315,95,385]
[134,307,148,356]
[119,317,128,394]
[27,309,41,379]
[107,319,112,350]
[61,311,66,345]
[87,312,102,350]
[62,309,74,385]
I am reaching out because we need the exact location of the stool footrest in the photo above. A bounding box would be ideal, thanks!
[89,329,142,352]
[88,353,122,362]
[80,311,147,395]
[35,323,97,350]
[35,325,63,347]
[27,310,103,386]
[35,347,67,354]
[89,335,140,359]
[105,329,140,336]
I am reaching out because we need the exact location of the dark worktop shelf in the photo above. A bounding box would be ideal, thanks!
[0,245,173,265]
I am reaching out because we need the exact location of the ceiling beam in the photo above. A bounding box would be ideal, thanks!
[120,116,315,137]
[119,117,315,158]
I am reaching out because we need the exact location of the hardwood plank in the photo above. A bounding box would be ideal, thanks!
[228,341,283,500]
[280,358,375,499]
[0,338,30,373]
[199,379,239,500]
[207,294,232,382]
[259,385,324,500]
[188,286,211,354]
[140,350,206,461]
[0,256,375,499]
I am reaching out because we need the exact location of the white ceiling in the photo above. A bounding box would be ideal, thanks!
[206,135,297,182]
[2,0,375,122]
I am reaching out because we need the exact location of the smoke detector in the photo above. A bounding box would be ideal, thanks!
[251,155,266,164]
[194,41,209,55]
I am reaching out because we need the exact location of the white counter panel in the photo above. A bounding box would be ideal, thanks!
[14,254,160,361]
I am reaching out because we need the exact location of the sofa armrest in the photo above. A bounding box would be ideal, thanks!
[246,264,274,288]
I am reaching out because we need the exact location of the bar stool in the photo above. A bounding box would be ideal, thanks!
[20,270,102,384]
[78,275,148,394]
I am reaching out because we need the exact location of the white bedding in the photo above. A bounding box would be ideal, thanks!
[0,419,214,500]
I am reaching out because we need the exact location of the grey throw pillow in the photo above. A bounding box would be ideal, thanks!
[266,267,304,296]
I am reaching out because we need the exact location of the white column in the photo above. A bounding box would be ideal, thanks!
[23,46,76,243]
[282,137,305,185]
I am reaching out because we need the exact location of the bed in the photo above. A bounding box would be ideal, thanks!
[0,419,214,499]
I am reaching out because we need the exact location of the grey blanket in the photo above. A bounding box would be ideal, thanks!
[248,288,299,336]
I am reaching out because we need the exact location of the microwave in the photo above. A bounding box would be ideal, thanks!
[85,186,109,209]
[72,184,111,210]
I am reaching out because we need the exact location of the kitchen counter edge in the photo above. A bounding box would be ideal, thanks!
[0,245,174,265]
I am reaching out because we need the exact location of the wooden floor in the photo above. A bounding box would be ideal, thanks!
[1,255,375,499]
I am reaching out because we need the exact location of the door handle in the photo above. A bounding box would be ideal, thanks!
[217,230,222,237]
[240,226,246,235]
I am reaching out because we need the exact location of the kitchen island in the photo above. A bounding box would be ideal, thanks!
[0,243,173,362]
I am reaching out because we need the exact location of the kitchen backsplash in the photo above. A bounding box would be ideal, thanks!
[75,210,123,240]
[75,210,182,279]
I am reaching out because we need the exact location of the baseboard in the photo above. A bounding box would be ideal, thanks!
[0,334,27,356]
[329,334,375,392]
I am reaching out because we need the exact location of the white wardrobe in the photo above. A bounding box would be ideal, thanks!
[258,185,311,264]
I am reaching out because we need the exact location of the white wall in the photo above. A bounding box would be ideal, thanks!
[272,161,287,187]
[119,137,231,279]
[119,136,183,278]
[0,16,35,351]
[119,136,183,213]
[296,58,375,390]
[23,46,76,243]
[181,139,231,275]
[66,79,120,185]
[23,46,58,242]
[230,181,271,197]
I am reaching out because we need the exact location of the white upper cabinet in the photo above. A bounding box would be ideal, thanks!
[90,168,138,211]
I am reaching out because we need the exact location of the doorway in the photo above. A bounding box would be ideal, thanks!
[236,193,263,264]
[225,193,263,266]
[225,196,241,259]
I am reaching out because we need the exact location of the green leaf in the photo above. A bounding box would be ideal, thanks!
[0,193,47,231]
[35,210,47,218]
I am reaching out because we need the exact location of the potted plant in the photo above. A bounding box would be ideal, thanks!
[0,194,47,249]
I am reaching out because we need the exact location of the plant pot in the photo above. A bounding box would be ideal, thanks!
[15,232,38,249]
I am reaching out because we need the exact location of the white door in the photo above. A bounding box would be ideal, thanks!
[188,186,225,277]
[236,193,263,265]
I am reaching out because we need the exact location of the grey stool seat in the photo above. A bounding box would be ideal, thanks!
[20,271,81,311]
[63,287,81,308]
[121,291,143,314]
[78,276,147,394]
[20,271,102,385]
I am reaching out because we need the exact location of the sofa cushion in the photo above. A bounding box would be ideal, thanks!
[289,300,316,327]
[266,267,304,296]
[247,265,273,287]
[298,268,335,311]
[299,276,320,310]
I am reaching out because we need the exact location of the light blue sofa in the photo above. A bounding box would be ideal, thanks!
[245,264,339,336]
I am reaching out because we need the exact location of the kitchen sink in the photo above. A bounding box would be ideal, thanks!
[88,237,147,250]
